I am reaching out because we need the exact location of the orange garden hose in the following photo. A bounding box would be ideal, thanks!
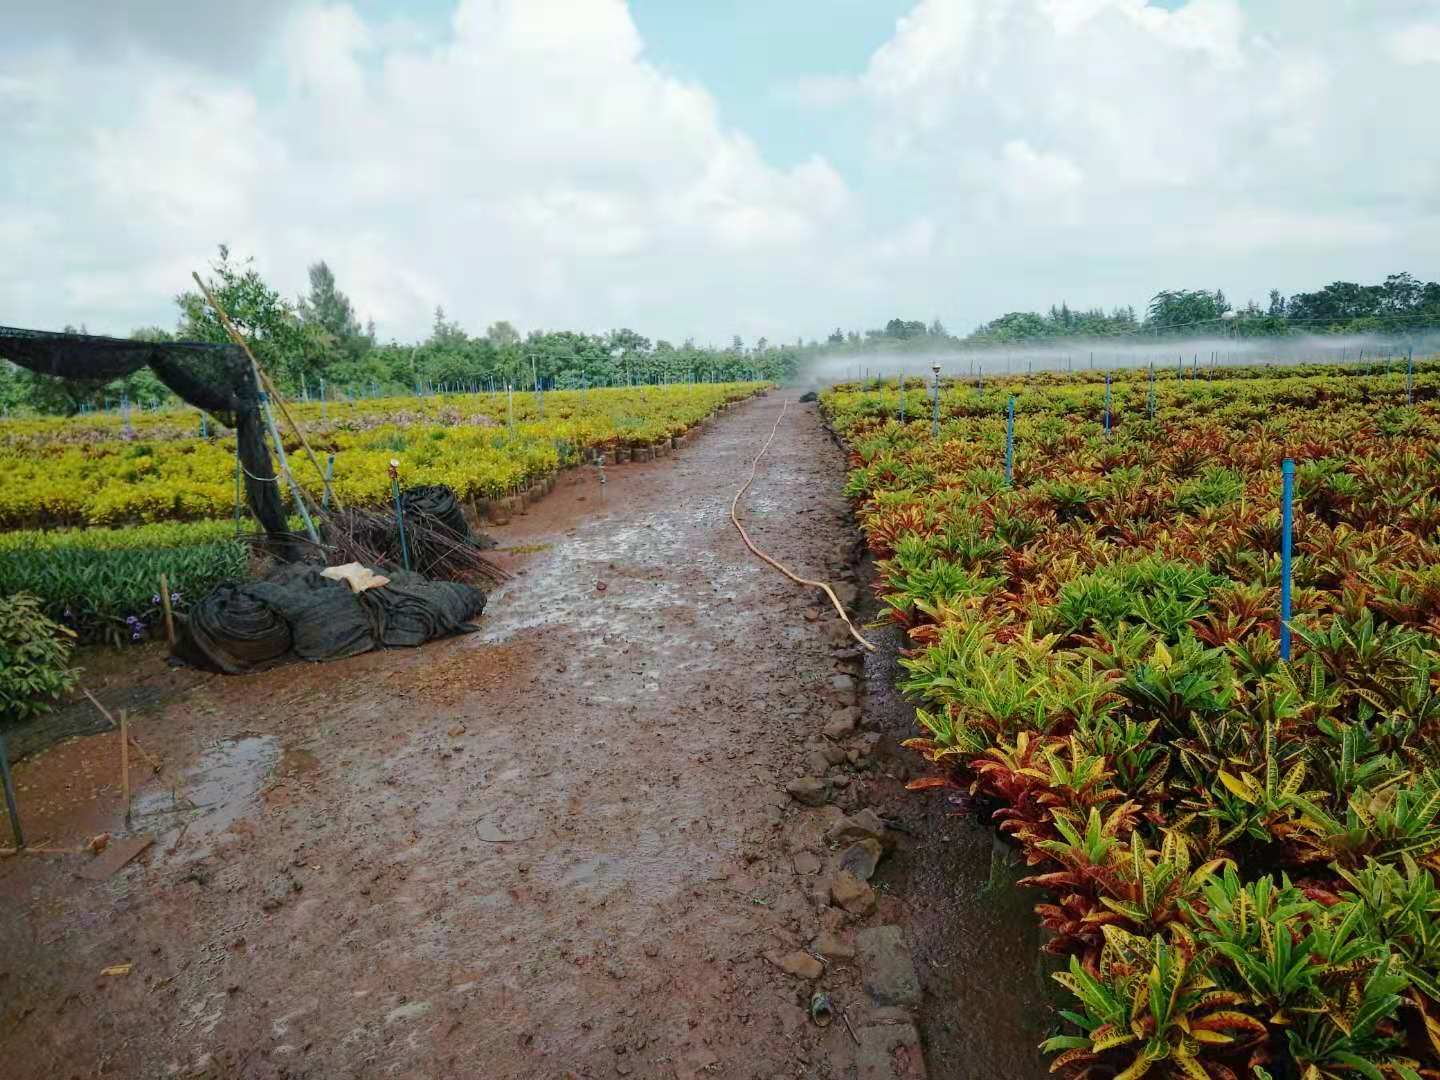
[730,399,875,652]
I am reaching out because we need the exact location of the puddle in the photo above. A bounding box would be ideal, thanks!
[131,734,280,862]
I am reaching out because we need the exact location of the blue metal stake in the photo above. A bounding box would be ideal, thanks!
[322,453,335,512]
[1104,373,1112,434]
[899,374,906,423]
[931,367,941,438]
[1005,396,1015,485]
[1280,458,1294,660]
[1407,347,1414,405]
[1147,362,1156,419]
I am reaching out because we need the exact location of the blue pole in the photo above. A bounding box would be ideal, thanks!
[1407,347,1414,405]
[931,369,941,438]
[322,453,335,512]
[1104,373,1112,434]
[1005,396,1015,485]
[1280,458,1294,660]
[1147,362,1156,419]
[899,374,906,423]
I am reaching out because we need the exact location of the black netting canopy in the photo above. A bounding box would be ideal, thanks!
[0,325,289,543]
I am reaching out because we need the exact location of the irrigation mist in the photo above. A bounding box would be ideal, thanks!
[798,330,1440,388]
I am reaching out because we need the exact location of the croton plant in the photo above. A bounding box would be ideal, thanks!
[826,361,1440,1080]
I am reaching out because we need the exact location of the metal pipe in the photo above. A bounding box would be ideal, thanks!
[389,460,411,572]
[930,363,942,438]
[259,390,321,544]
[322,453,336,512]
[1280,458,1295,660]
[1005,396,1015,485]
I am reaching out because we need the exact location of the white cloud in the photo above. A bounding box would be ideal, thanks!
[997,141,1083,201]
[2,0,1438,344]
[854,0,1440,321]
[2,0,857,340]
[1389,21,1440,65]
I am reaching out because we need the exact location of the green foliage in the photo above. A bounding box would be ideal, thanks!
[0,592,78,723]
[0,542,249,646]
[176,244,322,391]
[297,260,373,365]
[828,363,1440,1076]
[1055,558,1229,641]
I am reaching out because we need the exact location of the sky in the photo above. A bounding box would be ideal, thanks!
[2,0,1438,346]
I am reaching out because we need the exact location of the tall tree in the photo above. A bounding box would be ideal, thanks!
[298,260,364,360]
[429,306,468,346]
[485,320,520,347]
[176,245,320,390]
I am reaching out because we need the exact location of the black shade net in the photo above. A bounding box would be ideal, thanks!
[175,564,486,673]
[0,325,291,546]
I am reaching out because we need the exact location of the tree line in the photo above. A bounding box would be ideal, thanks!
[821,272,1440,352]
[5,256,1438,415]
[0,246,802,415]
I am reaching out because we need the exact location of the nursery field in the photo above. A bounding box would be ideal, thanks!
[825,362,1440,1079]
[0,382,763,644]
[0,382,763,527]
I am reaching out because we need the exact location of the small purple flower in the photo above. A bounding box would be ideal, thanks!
[171,592,181,603]
[131,630,142,641]
[152,594,162,605]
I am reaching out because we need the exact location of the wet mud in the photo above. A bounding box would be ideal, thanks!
[0,393,875,1080]
[858,605,1051,1079]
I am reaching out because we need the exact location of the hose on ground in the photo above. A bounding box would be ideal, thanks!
[730,399,875,652]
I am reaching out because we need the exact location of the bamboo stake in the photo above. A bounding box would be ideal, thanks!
[120,710,131,827]
[82,690,162,773]
[189,272,338,508]
[158,573,176,645]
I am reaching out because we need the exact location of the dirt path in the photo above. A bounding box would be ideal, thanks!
[1,392,891,1080]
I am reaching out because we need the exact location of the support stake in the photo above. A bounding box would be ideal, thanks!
[120,710,131,828]
[1280,458,1294,660]
[0,731,22,850]
[322,453,336,512]
[930,363,942,439]
[390,460,411,572]
[158,573,175,645]
[1005,396,1015,486]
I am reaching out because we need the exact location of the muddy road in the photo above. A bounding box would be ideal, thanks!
[0,393,858,1079]
[0,391,1049,1079]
